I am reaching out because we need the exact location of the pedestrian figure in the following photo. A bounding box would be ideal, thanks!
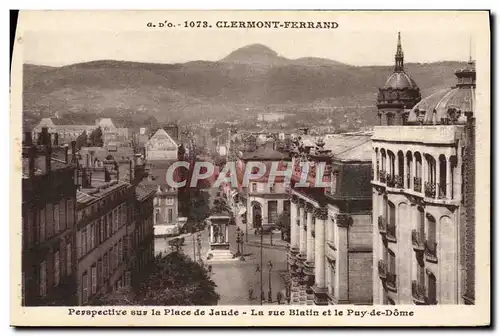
[261,291,265,303]
[248,288,254,300]
[255,265,260,273]
[277,292,282,305]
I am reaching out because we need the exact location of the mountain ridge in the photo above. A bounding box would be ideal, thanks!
[22,44,468,129]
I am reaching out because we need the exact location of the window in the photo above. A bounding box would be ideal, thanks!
[119,239,123,262]
[387,202,396,240]
[54,251,60,286]
[97,259,103,286]
[99,219,104,244]
[168,209,173,224]
[40,207,46,242]
[46,203,54,238]
[90,223,95,250]
[110,247,115,271]
[81,229,87,257]
[427,271,437,305]
[166,197,174,206]
[113,209,118,232]
[66,243,72,276]
[386,113,394,126]
[54,204,60,233]
[59,199,66,231]
[154,209,161,224]
[107,214,112,236]
[251,183,257,192]
[268,201,278,224]
[39,260,47,297]
[283,200,290,214]
[91,265,97,294]
[103,253,109,278]
[82,273,89,304]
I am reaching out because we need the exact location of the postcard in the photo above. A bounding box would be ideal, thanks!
[10,10,490,327]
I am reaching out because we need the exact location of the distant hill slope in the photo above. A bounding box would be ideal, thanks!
[22,44,467,128]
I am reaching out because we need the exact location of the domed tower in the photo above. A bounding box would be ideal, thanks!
[377,32,421,125]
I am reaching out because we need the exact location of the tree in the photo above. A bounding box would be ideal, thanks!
[211,197,230,215]
[180,190,211,231]
[209,126,218,138]
[168,237,185,252]
[91,286,135,306]
[93,253,219,306]
[89,127,104,147]
[75,131,88,150]
[275,210,291,242]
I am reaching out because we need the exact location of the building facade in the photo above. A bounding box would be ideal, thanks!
[287,132,373,305]
[233,143,292,231]
[371,33,476,305]
[32,118,129,146]
[74,148,153,305]
[21,129,78,306]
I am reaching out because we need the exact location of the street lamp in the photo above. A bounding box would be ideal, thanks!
[240,232,245,260]
[267,261,273,303]
[236,227,242,256]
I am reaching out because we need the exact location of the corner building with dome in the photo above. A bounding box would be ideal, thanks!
[371,33,476,305]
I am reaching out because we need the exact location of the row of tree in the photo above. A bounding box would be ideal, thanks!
[75,127,104,149]
[94,252,220,306]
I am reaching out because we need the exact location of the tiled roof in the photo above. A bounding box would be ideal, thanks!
[323,134,372,162]
[240,145,289,160]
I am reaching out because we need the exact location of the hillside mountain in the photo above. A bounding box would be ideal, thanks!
[221,43,347,68]
[22,44,467,128]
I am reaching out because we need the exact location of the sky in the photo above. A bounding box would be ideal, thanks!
[19,11,482,67]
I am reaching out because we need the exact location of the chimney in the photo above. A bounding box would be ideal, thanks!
[71,141,77,164]
[104,168,111,182]
[42,128,52,173]
[41,127,50,147]
[24,132,33,146]
[115,162,120,181]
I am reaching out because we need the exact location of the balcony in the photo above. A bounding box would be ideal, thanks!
[379,170,387,183]
[394,175,404,188]
[378,260,387,280]
[378,216,387,235]
[386,224,396,242]
[386,273,397,292]
[386,173,395,187]
[425,241,438,263]
[424,181,436,198]
[411,229,425,252]
[413,177,422,192]
[412,280,427,305]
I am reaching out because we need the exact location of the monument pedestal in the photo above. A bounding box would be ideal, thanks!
[206,214,238,263]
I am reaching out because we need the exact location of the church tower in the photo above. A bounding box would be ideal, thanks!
[376,32,421,126]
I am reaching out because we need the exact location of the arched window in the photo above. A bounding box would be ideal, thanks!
[425,155,437,198]
[414,152,423,192]
[438,155,447,198]
[425,213,437,261]
[406,151,413,188]
[387,201,396,240]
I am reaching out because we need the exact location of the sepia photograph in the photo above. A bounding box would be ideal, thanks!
[9,10,490,327]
